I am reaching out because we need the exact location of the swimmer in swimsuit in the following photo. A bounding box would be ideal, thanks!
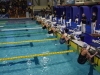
[77,44,98,64]
[60,28,70,44]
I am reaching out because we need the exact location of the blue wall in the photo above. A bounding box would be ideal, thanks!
[70,6,79,21]
[79,6,91,25]
[54,5,100,31]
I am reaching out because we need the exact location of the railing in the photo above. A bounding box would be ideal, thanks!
[75,0,100,5]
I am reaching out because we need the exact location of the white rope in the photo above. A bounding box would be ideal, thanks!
[0,26,4,28]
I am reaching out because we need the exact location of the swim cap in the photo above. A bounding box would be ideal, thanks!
[83,43,88,48]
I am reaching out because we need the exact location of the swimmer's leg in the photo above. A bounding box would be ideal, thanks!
[88,64,94,75]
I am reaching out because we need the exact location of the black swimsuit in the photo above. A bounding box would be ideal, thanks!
[77,53,87,64]
[48,30,53,34]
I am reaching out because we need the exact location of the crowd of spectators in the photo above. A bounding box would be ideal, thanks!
[0,0,28,17]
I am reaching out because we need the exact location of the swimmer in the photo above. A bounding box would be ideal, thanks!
[47,22,57,34]
[60,28,70,44]
[48,29,54,34]
[42,25,47,29]
[77,44,98,64]
[42,23,50,29]
[48,18,66,34]
[42,12,52,29]
[48,26,57,34]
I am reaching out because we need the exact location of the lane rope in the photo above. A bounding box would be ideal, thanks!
[0,26,4,28]
[0,38,58,45]
[0,50,74,61]
[2,25,41,29]
[0,32,46,37]
[1,27,42,31]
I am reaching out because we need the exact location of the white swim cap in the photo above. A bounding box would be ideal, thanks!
[83,43,88,48]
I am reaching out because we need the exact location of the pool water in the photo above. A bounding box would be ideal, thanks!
[0,19,100,75]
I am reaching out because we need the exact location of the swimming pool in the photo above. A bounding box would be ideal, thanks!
[0,19,100,75]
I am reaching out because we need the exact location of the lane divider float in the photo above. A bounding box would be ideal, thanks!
[0,38,58,45]
[0,50,74,61]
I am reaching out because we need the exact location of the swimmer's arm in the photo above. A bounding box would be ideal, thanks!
[91,52,98,58]
[87,51,92,58]
[87,51,98,58]
[86,46,93,57]
[86,45,91,50]
[86,45,97,58]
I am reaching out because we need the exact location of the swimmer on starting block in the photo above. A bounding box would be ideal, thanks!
[77,43,98,64]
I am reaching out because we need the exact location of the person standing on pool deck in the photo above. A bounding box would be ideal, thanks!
[15,7,18,18]
[77,44,98,64]
[91,12,97,34]
[61,12,66,25]
[28,7,32,18]
[53,10,57,21]
[81,13,87,33]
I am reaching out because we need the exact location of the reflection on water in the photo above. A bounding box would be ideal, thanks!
[40,51,50,73]
[27,59,32,75]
